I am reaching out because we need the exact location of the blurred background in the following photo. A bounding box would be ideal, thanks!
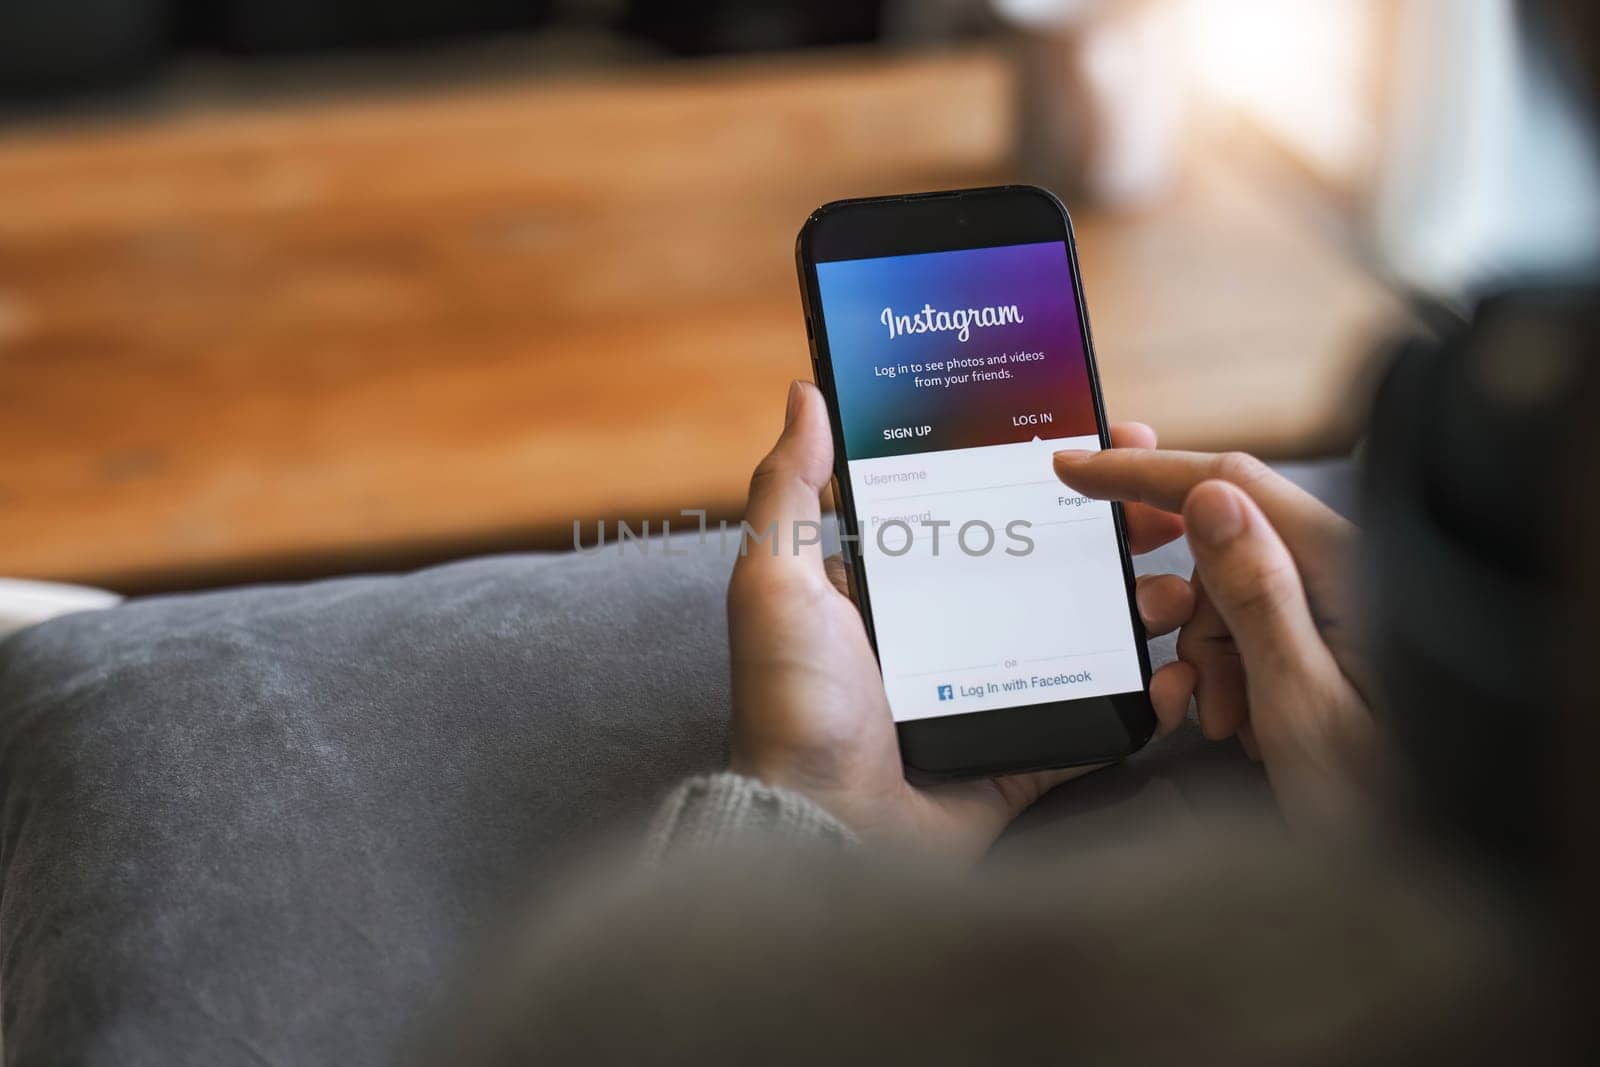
[2,0,1596,592]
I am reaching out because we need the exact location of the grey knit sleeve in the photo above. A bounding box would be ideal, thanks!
[643,773,859,863]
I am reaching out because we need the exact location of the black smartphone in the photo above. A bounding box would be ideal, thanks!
[795,185,1157,780]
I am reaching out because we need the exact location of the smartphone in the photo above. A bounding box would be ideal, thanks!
[795,185,1157,780]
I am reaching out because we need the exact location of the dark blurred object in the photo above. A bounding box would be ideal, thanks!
[1366,283,1600,1058]
[1530,0,1600,101]
[0,0,560,97]
[0,0,878,98]
[1363,286,1599,880]
[188,0,554,54]
[0,0,172,96]
[622,0,884,54]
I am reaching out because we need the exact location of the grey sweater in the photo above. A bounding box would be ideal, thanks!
[643,772,858,860]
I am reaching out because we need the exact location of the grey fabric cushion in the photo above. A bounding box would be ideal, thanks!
[0,461,1353,1066]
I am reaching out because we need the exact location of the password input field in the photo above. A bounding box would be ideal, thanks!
[866,479,1060,504]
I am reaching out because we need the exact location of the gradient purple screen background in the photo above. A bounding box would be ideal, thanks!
[814,241,1097,462]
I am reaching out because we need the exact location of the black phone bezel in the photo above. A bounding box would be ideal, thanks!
[794,185,1158,781]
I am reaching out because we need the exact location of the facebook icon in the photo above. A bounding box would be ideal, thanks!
[936,684,954,702]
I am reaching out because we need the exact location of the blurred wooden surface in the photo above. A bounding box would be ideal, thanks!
[0,48,1404,591]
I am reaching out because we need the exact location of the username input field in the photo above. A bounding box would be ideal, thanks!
[849,433,1105,543]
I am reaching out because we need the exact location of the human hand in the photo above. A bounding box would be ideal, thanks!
[727,381,1196,860]
[1053,448,1381,831]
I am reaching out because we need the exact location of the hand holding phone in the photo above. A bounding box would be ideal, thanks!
[727,381,1197,857]
[796,186,1160,779]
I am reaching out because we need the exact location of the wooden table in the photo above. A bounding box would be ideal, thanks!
[0,48,1405,592]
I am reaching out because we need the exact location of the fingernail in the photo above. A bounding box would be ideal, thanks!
[1134,580,1156,620]
[1187,484,1244,547]
[785,380,802,427]
[1053,449,1091,465]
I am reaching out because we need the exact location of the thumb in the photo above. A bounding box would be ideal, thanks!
[737,379,834,570]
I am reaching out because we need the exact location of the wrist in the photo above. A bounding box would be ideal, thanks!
[1266,705,1385,833]
[728,750,868,835]
[730,753,830,807]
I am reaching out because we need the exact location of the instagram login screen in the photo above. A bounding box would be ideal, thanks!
[815,241,1142,722]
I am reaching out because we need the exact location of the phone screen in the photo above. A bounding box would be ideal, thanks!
[813,239,1143,723]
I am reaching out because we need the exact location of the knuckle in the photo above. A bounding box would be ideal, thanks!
[1224,558,1301,620]
[1213,451,1273,490]
[1176,621,1233,661]
[747,453,790,498]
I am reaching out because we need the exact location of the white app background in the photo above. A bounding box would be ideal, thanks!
[848,433,1143,722]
